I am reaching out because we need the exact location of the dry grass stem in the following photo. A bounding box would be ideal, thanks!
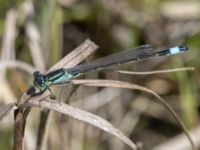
[23,98,138,150]
[70,79,196,150]
[116,67,194,75]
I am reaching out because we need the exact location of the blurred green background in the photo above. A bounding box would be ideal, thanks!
[0,0,200,150]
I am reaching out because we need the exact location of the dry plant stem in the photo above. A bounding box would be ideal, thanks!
[35,39,98,150]
[14,94,33,150]
[13,108,30,150]
[71,88,123,111]
[12,40,97,150]
[36,109,50,150]
[64,85,78,104]
[56,114,70,150]
[56,86,77,150]
[14,109,25,150]
[36,95,55,150]
[56,87,78,150]
[23,1,46,72]
[153,125,200,150]
[45,39,98,149]
[23,98,138,150]
[116,67,194,75]
[0,103,16,121]
[14,93,50,150]
[70,79,196,150]
[0,60,35,74]
[47,39,98,73]
[1,9,17,65]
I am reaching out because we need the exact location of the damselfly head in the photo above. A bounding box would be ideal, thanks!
[33,71,46,87]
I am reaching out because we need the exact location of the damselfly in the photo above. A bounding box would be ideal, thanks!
[27,44,188,96]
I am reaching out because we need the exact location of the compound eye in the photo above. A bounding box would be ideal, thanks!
[33,71,40,76]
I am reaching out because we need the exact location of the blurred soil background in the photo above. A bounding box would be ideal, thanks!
[0,0,200,150]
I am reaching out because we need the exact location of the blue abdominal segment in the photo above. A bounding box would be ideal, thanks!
[157,45,188,56]
[169,47,181,55]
